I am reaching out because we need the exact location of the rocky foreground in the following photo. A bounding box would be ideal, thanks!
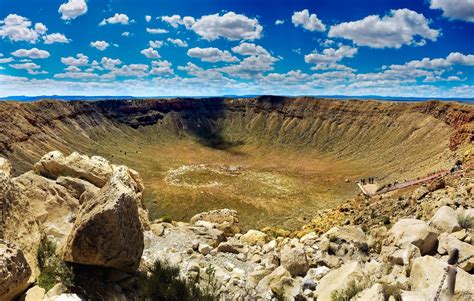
[0,152,473,300]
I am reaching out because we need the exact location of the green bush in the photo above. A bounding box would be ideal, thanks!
[139,260,216,301]
[457,213,474,230]
[36,236,73,291]
[161,215,173,223]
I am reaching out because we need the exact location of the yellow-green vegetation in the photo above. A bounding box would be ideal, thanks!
[331,280,369,301]
[36,236,73,291]
[457,212,474,229]
[138,260,216,301]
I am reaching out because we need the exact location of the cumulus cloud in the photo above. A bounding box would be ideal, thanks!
[189,12,263,41]
[390,52,474,70]
[149,40,164,48]
[100,57,122,70]
[90,40,110,51]
[430,0,474,22]
[146,28,168,34]
[11,48,50,59]
[275,19,285,25]
[187,47,239,63]
[10,62,43,74]
[292,9,326,32]
[0,14,40,43]
[35,23,47,34]
[150,60,174,75]
[145,15,152,23]
[100,13,130,26]
[231,43,270,56]
[61,53,89,66]
[141,47,161,59]
[122,32,130,37]
[58,0,87,21]
[167,38,188,47]
[305,45,357,64]
[161,15,184,28]
[43,33,70,44]
[328,9,440,48]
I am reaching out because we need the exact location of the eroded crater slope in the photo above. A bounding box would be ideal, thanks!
[0,96,472,229]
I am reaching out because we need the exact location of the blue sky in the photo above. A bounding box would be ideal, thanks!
[0,0,473,97]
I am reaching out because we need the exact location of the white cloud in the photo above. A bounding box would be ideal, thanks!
[58,0,87,21]
[0,57,14,63]
[10,62,41,74]
[145,15,152,23]
[11,48,50,59]
[35,23,47,34]
[141,47,160,59]
[0,14,40,43]
[430,0,474,22]
[90,40,110,51]
[292,9,326,32]
[216,52,279,78]
[149,40,164,48]
[146,28,168,34]
[43,33,70,44]
[189,12,263,41]
[99,13,130,26]
[61,53,89,66]
[110,64,149,77]
[10,63,41,70]
[390,52,474,70]
[101,57,122,70]
[328,9,440,48]
[187,47,239,63]
[305,45,357,64]
[275,19,285,25]
[231,43,270,56]
[150,60,174,75]
[167,38,188,47]
[122,32,130,37]
[161,15,183,28]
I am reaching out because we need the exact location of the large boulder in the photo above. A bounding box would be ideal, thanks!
[0,157,12,176]
[437,233,474,272]
[63,166,144,271]
[385,219,438,255]
[353,283,384,301]
[0,240,31,301]
[240,229,268,246]
[409,256,474,300]
[324,225,367,244]
[34,151,113,188]
[256,266,301,299]
[314,261,367,301]
[429,206,461,234]
[190,209,240,236]
[1,165,41,279]
[280,243,310,277]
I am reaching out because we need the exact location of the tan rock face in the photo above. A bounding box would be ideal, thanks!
[429,206,461,234]
[1,166,41,280]
[240,229,268,246]
[0,157,12,176]
[190,209,240,236]
[324,225,367,244]
[280,243,310,277]
[314,261,367,301]
[63,166,144,271]
[437,233,474,272]
[34,151,113,188]
[385,219,438,255]
[409,256,474,300]
[0,240,32,301]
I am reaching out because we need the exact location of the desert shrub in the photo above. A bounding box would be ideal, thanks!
[331,280,368,301]
[358,242,369,254]
[457,213,474,230]
[382,216,391,225]
[36,236,73,291]
[139,260,216,301]
[161,215,173,223]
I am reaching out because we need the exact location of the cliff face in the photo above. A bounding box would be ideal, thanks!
[1,97,472,176]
